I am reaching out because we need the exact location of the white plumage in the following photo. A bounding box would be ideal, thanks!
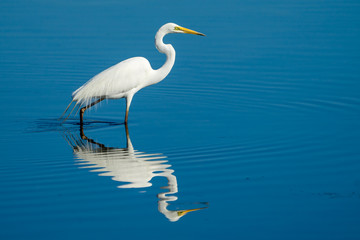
[60,23,205,124]
[72,57,152,106]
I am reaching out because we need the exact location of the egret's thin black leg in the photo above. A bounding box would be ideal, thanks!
[80,98,105,124]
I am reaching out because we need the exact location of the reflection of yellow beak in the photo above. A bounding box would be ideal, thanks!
[177,207,207,217]
[176,26,206,36]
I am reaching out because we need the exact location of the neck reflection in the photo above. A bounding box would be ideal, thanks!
[63,124,207,222]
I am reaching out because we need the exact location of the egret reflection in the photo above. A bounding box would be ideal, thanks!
[62,124,207,222]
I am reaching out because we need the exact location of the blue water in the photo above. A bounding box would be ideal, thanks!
[1,0,360,239]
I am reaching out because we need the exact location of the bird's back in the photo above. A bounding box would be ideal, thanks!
[72,57,153,105]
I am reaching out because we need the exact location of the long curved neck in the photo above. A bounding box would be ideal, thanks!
[148,30,175,86]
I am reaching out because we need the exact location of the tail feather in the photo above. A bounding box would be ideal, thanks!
[59,100,82,123]
[61,87,103,123]
[73,104,82,117]
[62,102,80,122]
[59,100,74,120]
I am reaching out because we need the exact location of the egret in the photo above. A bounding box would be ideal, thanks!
[60,23,205,124]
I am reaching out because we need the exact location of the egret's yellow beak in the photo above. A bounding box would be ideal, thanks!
[177,207,206,217]
[175,26,206,36]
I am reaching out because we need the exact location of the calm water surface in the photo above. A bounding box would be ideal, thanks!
[1,0,359,239]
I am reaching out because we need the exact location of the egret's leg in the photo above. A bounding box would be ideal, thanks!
[80,98,105,124]
[124,122,130,147]
[80,121,86,140]
[125,95,134,124]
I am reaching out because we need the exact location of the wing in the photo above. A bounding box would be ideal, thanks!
[72,57,153,105]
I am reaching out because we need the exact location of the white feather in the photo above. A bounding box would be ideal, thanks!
[72,57,153,106]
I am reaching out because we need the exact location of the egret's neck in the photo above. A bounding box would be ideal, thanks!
[148,31,175,86]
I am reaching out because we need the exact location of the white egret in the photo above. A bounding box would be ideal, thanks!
[60,23,205,124]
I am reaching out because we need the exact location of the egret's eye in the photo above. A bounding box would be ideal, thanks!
[174,26,181,31]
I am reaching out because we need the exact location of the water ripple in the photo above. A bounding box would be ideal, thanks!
[146,81,360,116]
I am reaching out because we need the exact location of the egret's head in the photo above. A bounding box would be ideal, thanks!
[164,23,205,36]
